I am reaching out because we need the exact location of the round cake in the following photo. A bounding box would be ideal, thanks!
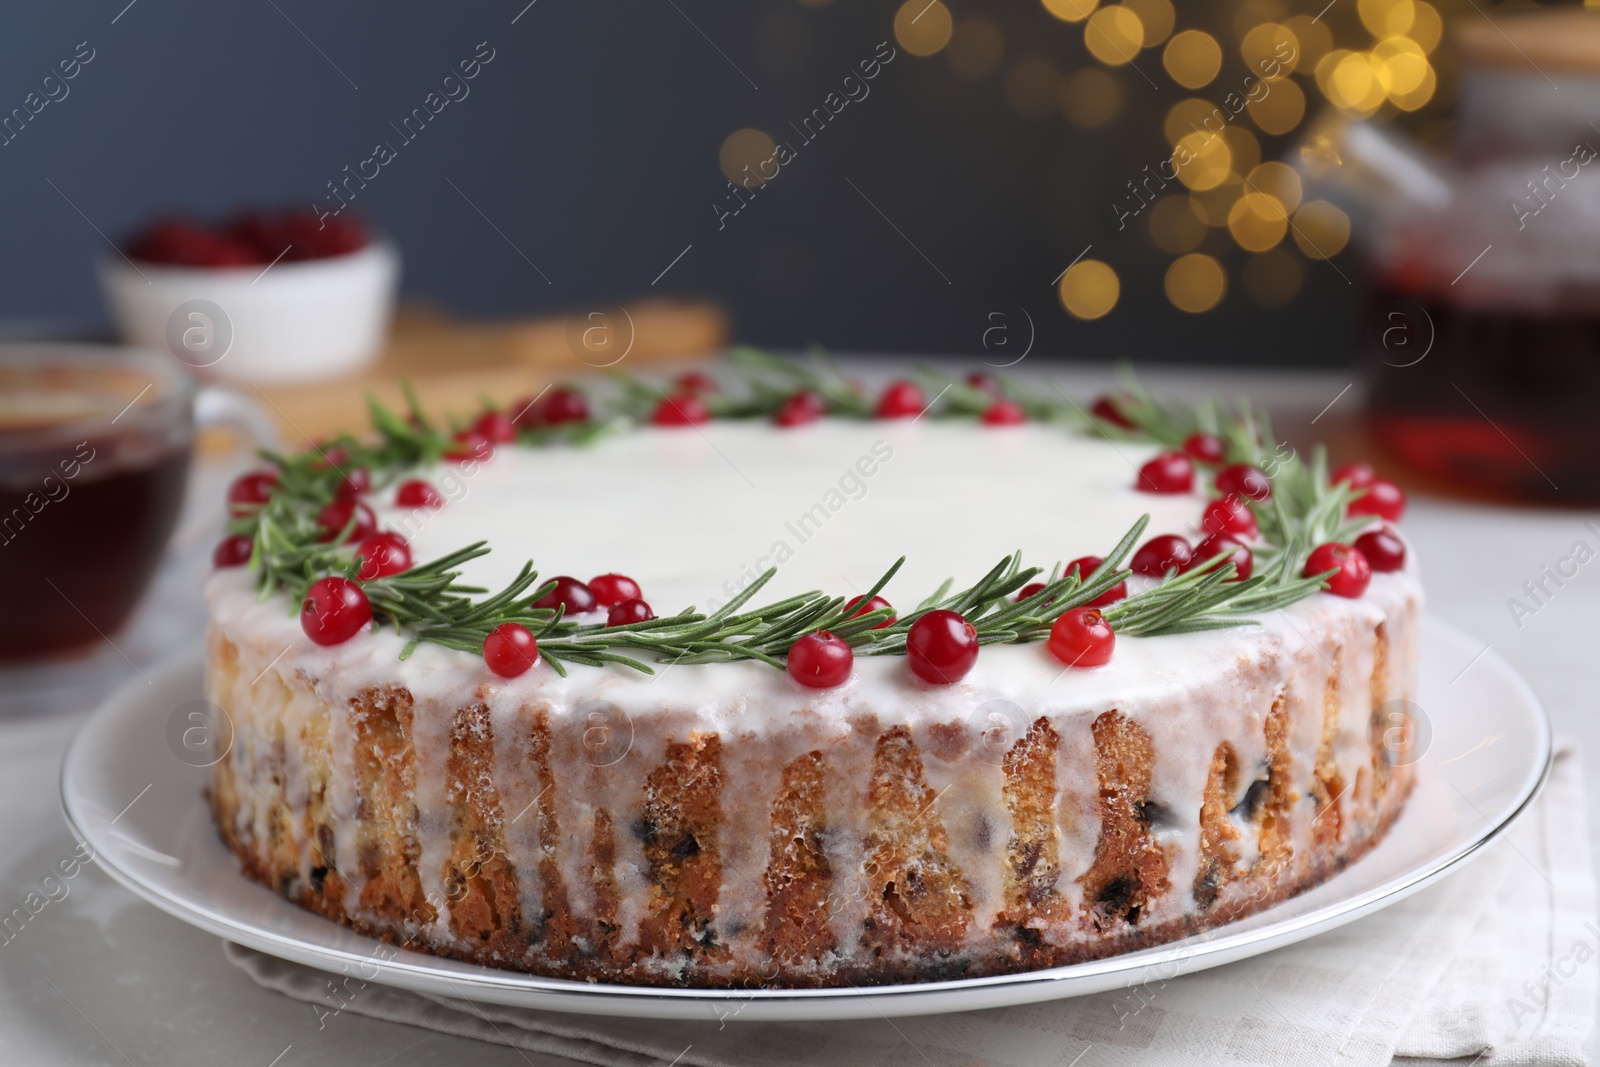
[204,370,1421,988]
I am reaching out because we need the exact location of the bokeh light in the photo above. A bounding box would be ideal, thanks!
[1060,67,1125,127]
[1122,0,1175,46]
[1409,2,1443,52]
[895,0,954,57]
[1173,130,1232,190]
[1085,6,1147,66]
[719,128,776,184]
[1223,127,1261,176]
[1163,30,1223,89]
[1059,259,1121,319]
[1189,176,1243,227]
[1247,75,1306,135]
[1358,0,1415,38]
[1291,200,1351,259]
[1165,98,1221,146]
[1042,0,1099,24]
[1246,161,1302,211]
[1241,23,1300,78]
[947,18,1005,79]
[1283,14,1334,66]
[1227,191,1288,251]
[1165,253,1228,312]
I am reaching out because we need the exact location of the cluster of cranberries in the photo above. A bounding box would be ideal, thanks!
[124,209,369,268]
[481,573,652,679]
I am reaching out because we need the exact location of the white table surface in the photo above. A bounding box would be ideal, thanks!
[2,366,1596,1066]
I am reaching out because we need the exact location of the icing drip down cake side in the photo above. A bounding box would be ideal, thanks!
[204,417,1422,987]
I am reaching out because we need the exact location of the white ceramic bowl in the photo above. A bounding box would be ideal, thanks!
[98,239,400,385]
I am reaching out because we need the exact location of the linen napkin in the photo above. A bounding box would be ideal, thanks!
[227,749,1595,1067]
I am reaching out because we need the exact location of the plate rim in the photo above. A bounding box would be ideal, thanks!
[60,615,1553,1015]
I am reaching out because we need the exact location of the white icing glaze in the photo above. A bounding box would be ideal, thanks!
[206,419,1424,969]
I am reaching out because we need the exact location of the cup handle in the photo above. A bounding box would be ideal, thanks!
[194,386,281,453]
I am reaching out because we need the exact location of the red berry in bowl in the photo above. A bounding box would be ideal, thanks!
[1332,462,1376,489]
[316,499,376,544]
[1137,451,1194,494]
[1182,432,1225,464]
[907,609,979,684]
[301,577,372,646]
[444,431,493,463]
[396,479,444,508]
[653,393,709,426]
[1047,608,1115,667]
[1190,534,1253,581]
[844,594,896,628]
[473,410,518,444]
[1091,394,1135,429]
[787,631,853,688]
[534,576,597,614]
[1131,534,1193,578]
[1066,554,1128,607]
[1354,527,1407,572]
[1201,495,1259,539]
[213,534,254,568]
[227,471,277,516]
[981,398,1027,426]
[607,598,656,626]
[589,573,642,607]
[875,380,926,419]
[775,391,825,427]
[355,532,411,580]
[542,387,590,425]
[335,467,371,499]
[1215,463,1271,501]
[1347,478,1406,522]
[1304,542,1371,598]
[483,622,538,677]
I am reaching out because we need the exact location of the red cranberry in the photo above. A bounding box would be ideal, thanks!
[1015,582,1050,603]
[875,380,926,419]
[534,576,597,614]
[396,479,444,508]
[965,371,1001,396]
[509,395,542,430]
[1182,432,1226,464]
[310,444,349,470]
[473,410,518,444]
[1354,527,1407,572]
[1347,478,1407,522]
[1190,534,1253,581]
[1066,555,1128,607]
[981,398,1027,426]
[1201,495,1260,539]
[844,594,896,629]
[906,609,979,684]
[541,387,590,425]
[444,431,493,463]
[606,598,655,626]
[213,534,253,568]
[775,391,825,427]
[589,573,642,607]
[675,371,719,394]
[787,631,854,688]
[227,471,277,516]
[1091,394,1135,429]
[1305,542,1371,598]
[1332,462,1376,489]
[653,393,710,426]
[1137,451,1194,494]
[1131,534,1193,578]
[316,499,376,544]
[1047,608,1115,667]
[335,467,371,499]
[355,532,411,580]
[1215,463,1272,502]
[300,577,372,646]
[483,622,538,677]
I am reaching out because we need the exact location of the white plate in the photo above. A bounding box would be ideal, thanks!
[60,617,1550,1022]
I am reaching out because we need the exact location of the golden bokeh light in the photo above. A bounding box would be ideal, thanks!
[1243,248,1304,306]
[1059,259,1121,319]
[1373,36,1430,95]
[1223,126,1261,176]
[1357,0,1415,38]
[1085,6,1146,67]
[947,18,1005,80]
[1283,14,1333,66]
[1042,0,1099,24]
[1173,130,1232,190]
[1389,58,1437,111]
[1247,75,1306,134]
[1006,59,1063,119]
[719,128,777,184]
[1318,50,1389,115]
[1164,30,1223,89]
[1190,176,1243,227]
[1165,253,1228,312]
[1164,98,1222,146]
[1246,161,1302,211]
[1409,1,1443,52]
[1059,67,1125,128]
[1291,200,1351,259]
[1122,0,1175,46]
[1241,23,1299,78]
[1227,191,1288,251]
[1149,195,1207,253]
[894,0,954,57]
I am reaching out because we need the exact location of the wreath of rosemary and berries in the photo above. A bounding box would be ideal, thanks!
[216,349,1406,687]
